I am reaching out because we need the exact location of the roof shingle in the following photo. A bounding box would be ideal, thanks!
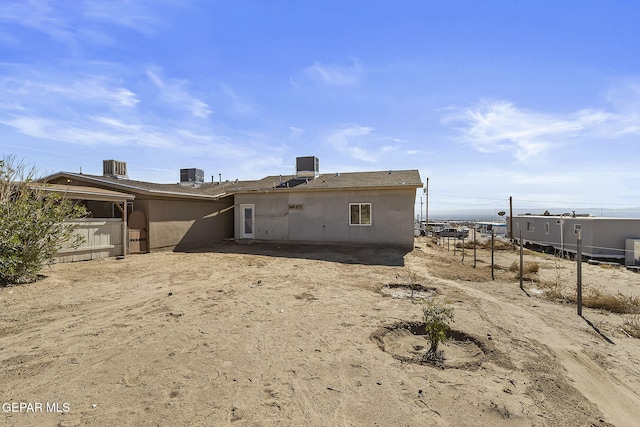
[44,169,422,199]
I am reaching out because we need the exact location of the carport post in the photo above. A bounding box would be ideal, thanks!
[122,200,127,257]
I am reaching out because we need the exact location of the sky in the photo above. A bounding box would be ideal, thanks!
[1,0,640,218]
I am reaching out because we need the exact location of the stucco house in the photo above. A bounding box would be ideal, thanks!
[233,158,422,247]
[43,157,422,260]
[45,160,236,254]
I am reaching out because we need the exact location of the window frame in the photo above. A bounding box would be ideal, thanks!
[349,203,372,226]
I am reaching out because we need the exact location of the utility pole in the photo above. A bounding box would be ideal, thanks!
[425,177,429,237]
[509,196,514,246]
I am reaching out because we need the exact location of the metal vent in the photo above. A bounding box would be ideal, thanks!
[103,160,128,179]
[180,168,204,186]
[296,156,319,179]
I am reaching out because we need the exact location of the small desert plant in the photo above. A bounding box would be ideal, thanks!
[621,315,640,338]
[509,261,539,280]
[422,298,454,363]
[537,280,569,302]
[396,272,424,300]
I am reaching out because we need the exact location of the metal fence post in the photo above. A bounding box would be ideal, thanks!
[520,230,523,290]
[577,230,582,316]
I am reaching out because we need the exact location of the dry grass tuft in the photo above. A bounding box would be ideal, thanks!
[509,261,540,280]
[621,315,640,338]
[537,280,570,302]
[537,285,640,314]
[583,288,640,314]
[459,239,514,251]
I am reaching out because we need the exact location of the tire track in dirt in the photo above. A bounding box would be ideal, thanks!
[426,272,640,427]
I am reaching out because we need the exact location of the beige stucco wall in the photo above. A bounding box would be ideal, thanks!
[234,188,416,247]
[146,197,234,251]
[45,176,234,252]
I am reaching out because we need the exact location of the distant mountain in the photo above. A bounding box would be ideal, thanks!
[424,207,640,222]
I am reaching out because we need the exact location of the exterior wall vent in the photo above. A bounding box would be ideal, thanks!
[180,168,205,186]
[296,156,319,179]
[103,160,128,179]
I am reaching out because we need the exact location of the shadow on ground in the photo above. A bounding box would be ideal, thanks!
[179,241,409,267]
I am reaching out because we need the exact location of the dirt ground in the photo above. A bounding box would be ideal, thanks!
[1,237,640,426]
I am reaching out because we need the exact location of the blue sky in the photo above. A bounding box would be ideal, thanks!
[1,1,640,217]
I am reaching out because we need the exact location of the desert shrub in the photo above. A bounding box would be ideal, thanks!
[0,156,87,285]
[621,315,640,338]
[509,261,539,279]
[403,272,421,297]
[583,288,640,314]
[537,280,570,302]
[459,239,514,251]
[525,262,540,274]
[537,282,640,314]
[422,298,454,363]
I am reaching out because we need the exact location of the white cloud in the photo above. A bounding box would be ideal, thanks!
[288,126,304,138]
[0,114,175,148]
[326,124,375,162]
[325,124,405,163]
[81,1,164,37]
[0,73,139,110]
[146,68,211,118]
[301,59,364,87]
[444,99,640,161]
[220,83,254,115]
[0,68,207,150]
[0,0,179,47]
[0,0,75,45]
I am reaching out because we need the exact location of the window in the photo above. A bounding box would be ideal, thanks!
[526,221,534,231]
[574,224,582,235]
[544,222,550,234]
[350,203,371,226]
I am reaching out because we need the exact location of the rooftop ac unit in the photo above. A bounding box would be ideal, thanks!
[103,160,128,179]
[296,156,319,179]
[180,168,205,186]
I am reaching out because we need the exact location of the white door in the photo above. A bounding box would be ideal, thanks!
[241,204,255,238]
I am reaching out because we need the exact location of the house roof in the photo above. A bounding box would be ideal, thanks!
[234,169,423,192]
[30,183,135,202]
[43,172,239,200]
[42,169,422,200]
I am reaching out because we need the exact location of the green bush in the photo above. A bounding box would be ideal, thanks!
[422,298,454,363]
[1,156,87,285]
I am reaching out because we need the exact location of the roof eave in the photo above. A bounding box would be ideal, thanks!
[43,172,231,201]
[235,184,423,193]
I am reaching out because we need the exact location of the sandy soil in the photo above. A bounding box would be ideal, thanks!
[1,238,640,426]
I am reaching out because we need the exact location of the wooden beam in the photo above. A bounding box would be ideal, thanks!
[113,201,124,215]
